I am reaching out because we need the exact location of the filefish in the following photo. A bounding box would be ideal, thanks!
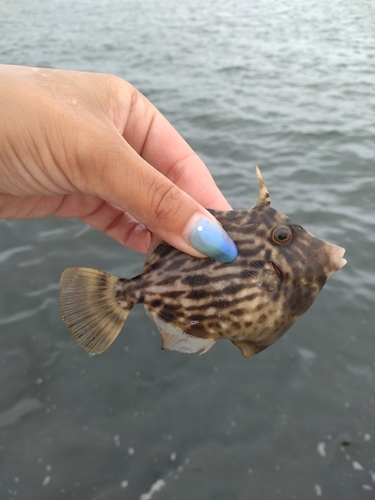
[59,167,346,358]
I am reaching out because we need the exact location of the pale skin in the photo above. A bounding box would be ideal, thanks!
[0,64,231,256]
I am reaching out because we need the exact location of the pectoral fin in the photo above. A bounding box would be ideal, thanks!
[145,307,216,355]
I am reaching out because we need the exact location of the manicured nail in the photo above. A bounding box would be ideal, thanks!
[187,215,238,263]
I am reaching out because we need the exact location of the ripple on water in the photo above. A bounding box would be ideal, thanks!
[0,0,374,499]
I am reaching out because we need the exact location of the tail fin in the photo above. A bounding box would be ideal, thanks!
[59,267,129,354]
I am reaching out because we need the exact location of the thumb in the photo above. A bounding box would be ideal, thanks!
[84,135,238,263]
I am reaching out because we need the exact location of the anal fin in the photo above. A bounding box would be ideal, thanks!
[145,306,216,355]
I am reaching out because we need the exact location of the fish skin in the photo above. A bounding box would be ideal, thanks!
[60,167,346,357]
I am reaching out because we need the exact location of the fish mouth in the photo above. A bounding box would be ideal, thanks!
[328,244,347,272]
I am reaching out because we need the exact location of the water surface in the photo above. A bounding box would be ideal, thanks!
[0,0,374,499]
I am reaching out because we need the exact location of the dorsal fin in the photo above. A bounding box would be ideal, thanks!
[253,166,271,208]
[146,234,164,259]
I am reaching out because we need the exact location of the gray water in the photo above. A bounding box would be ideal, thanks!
[0,0,374,499]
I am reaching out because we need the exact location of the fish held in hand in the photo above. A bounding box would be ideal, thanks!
[59,167,346,358]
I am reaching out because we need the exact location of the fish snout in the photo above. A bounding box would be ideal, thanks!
[326,243,347,275]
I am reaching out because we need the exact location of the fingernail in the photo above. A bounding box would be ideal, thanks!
[187,215,238,263]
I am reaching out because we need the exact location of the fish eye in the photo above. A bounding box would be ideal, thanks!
[271,225,293,245]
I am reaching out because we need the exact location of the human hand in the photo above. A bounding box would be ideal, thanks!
[0,65,237,262]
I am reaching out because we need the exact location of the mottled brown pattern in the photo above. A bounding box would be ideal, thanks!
[113,171,346,357]
[60,168,346,357]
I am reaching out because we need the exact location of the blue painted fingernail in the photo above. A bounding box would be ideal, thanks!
[188,217,238,263]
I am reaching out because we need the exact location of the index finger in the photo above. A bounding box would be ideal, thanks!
[116,85,232,211]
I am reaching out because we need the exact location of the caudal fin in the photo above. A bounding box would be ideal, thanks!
[59,267,129,354]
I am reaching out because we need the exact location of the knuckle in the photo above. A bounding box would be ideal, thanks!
[148,180,183,223]
[165,155,192,185]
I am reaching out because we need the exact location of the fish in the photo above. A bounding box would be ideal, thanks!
[59,167,346,358]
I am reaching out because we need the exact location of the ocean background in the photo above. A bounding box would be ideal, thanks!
[0,0,374,499]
